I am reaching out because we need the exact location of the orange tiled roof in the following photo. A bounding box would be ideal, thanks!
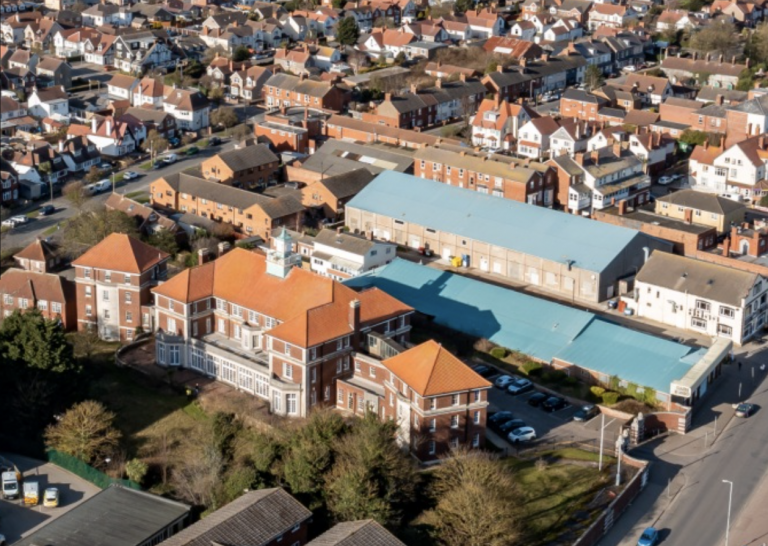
[72,233,169,274]
[153,249,411,347]
[14,238,55,262]
[382,340,491,396]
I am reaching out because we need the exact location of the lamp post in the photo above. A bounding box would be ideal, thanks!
[722,479,733,546]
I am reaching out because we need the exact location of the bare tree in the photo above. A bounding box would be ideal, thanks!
[44,400,122,464]
[63,181,88,211]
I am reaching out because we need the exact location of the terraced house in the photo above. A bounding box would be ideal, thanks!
[262,73,350,112]
[153,231,414,419]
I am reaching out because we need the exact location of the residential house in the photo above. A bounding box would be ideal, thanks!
[231,66,273,102]
[159,489,312,546]
[112,32,174,75]
[23,18,62,52]
[34,56,71,89]
[14,485,189,546]
[0,95,26,122]
[470,96,537,151]
[163,88,210,132]
[200,145,281,190]
[337,340,491,461]
[507,20,537,41]
[106,193,179,236]
[463,8,505,38]
[549,119,595,156]
[655,10,701,31]
[324,114,454,148]
[309,228,396,280]
[13,238,61,273]
[482,54,587,102]
[517,115,561,159]
[125,107,177,139]
[82,4,133,28]
[697,86,747,105]
[7,48,38,72]
[709,0,764,26]
[275,46,312,75]
[72,233,169,341]
[300,168,373,220]
[361,77,486,130]
[689,134,768,200]
[549,143,652,213]
[0,268,76,328]
[263,73,350,112]
[59,135,102,173]
[312,45,342,71]
[560,89,609,122]
[414,145,556,206]
[482,35,542,59]
[661,54,747,90]
[655,189,747,233]
[724,94,768,147]
[345,171,669,302]
[205,56,249,89]
[67,115,145,158]
[1,12,42,45]
[359,28,416,59]
[151,233,413,417]
[0,159,19,206]
[588,4,638,30]
[107,74,140,101]
[627,130,675,174]
[132,76,165,108]
[150,170,304,240]
[254,106,325,155]
[402,20,450,43]
[628,252,767,345]
[306,521,405,546]
[623,73,674,105]
[569,40,613,75]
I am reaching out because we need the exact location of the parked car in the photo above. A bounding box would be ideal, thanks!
[508,426,537,443]
[168,137,181,148]
[658,175,674,185]
[527,392,548,407]
[494,375,516,389]
[471,364,496,379]
[1,218,16,228]
[38,204,55,216]
[163,154,178,164]
[542,396,569,412]
[498,419,527,434]
[507,378,534,395]
[573,404,599,422]
[2,215,28,228]
[488,411,515,425]
[98,162,112,170]
[43,487,59,508]
[636,527,659,546]
[735,402,757,418]
[123,171,139,180]
[622,65,637,72]
[85,179,110,195]
[153,160,164,169]
[208,136,221,146]
[185,146,199,156]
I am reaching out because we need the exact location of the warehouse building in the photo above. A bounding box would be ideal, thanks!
[345,172,671,303]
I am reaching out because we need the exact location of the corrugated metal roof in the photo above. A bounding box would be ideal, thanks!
[345,259,706,393]
[346,172,642,273]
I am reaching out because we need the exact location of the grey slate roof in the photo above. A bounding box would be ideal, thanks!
[696,86,747,103]
[265,72,336,98]
[306,520,406,546]
[562,88,605,104]
[302,140,414,177]
[216,144,279,171]
[14,485,189,546]
[160,488,311,546]
[167,170,304,219]
[726,94,768,115]
[656,189,746,215]
[636,251,761,307]
[320,168,374,199]
[314,228,387,256]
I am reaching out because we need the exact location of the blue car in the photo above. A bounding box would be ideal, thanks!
[637,527,659,546]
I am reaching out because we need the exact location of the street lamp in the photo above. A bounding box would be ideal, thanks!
[722,479,733,546]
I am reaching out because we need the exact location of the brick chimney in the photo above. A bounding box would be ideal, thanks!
[217,241,231,257]
[760,135,766,149]
[591,150,600,165]
[497,64,504,73]
[198,248,210,265]
[684,208,693,224]
[575,152,585,165]
[348,298,361,334]
[715,94,724,106]
[459,73,466,82]
[618,199,628,215]
[435,78,442,89]
[613,141,622,157]
[410,83,418,94]
[385,92,392,101]
[723,236,731,257]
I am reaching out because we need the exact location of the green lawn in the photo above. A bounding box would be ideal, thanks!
[125,191,148,199]
[510,457,611,544]
[42,225,58,236]
[139,161,154,171]
[538,448,616,464]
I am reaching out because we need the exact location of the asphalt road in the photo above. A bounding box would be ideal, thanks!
[0,453,100,543]
[3,138,238,251]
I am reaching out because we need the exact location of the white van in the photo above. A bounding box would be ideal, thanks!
[85,179,111,195]
[720,193,745,202]
[163,153,178,165]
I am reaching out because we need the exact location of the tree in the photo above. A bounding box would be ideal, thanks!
[332,0,345,7]
[230,123,251,141]
[202,46,228,65]
[455,0,474,14]
[37,161,52,183]
[62,210,140,258]
[584,64,604,91]
[44,400,122,464]
[679,129,709,147]
[125,458,148,485]
[423,449,522,546]
[146,229,179,257]
[324,412,417,527]
[211,107,239,129]
[209,86,225,102]
[1,309,75,374]
[337,17,360,46]
[142,129,168,159]
[747,23,768,66]
[71,328,101,360]
[232,45,250,62]
[84,166,102,184]
[63,181,88,210]
[689,20,738,56]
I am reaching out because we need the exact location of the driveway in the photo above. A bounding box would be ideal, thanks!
[0,455,100,542]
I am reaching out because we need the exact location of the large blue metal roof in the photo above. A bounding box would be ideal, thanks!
[346,259,705,393]
[346,171,643,273]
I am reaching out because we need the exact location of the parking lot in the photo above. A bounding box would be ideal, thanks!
[479,369,627,450]
[0,454,100,543]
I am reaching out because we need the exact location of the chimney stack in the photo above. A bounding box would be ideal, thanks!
[497,64,504,73]
[684,208,693,224]
[575,152,585,165]
[618,199,628,215]
[715,94,724,106]
[459,73,466,82]
[91,117,98,133]
[613,142,622,157]
[723,236,731,257]
[591,150,600,165]
[105,119,112,135]
[58,140,64,153]
[385,92,392,101]
[435,78,442,89]
[348,299,361,332]
[198,248,210,265]
[217,241,231,257]
[410,83,418,94]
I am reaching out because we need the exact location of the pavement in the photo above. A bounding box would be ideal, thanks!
[0,453,100,543]
[2,137,239,251]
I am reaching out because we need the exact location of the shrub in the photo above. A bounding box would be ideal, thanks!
[601,392,620,406]
[564,376,578,386]
[522,361,543,377]
[642,387,657,407]
[490,347,507,359]
[625,382,639,399]
[590,386,606,400]
[125,458,148,485]
[550,370,567,384]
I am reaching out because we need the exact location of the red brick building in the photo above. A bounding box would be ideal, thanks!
[72,234,169,342]
[254,108,326,155]
[263,73,350,112]
[200,145,281,190]
[560,89,609,122]
[324,114,458,148]
[0,269,76,329]
[337,340,491,461]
